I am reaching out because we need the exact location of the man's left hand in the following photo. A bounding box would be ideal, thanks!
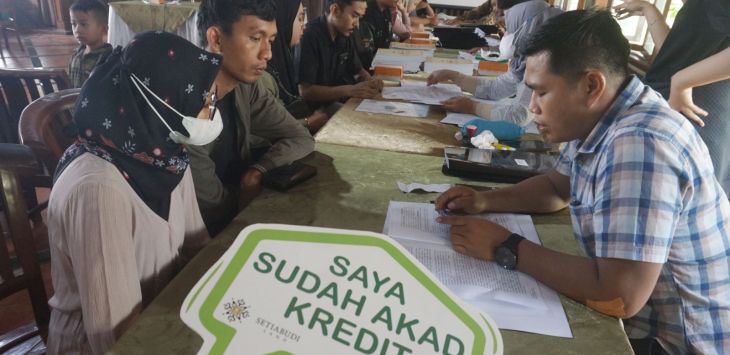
[436,215,511,260]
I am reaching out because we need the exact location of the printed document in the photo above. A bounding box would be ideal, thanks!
[382,85,463,105]
[440,112,476,127]
[383,201,573,338]
[355,99,430,118]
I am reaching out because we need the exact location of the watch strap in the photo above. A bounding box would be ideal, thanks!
[501,233,525,257]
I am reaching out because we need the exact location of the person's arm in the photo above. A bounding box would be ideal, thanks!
[236,82,314,206]
[440,128,688,318]
[428,69,530,124]
[300,81,381,102]
[517,241,662,318]
[247,81,315,173]
[613,0,671,56]
[427,69,478,93]
[439,211,663,318]
[392,9,412,41]
[180,168,210,259]
[435,168,571,214]
[409,15,436,26]
[64,182,141,354]
[481,80,532,125]
[186,142,235,214]
[474,68,520,100]
[669,46,730,126]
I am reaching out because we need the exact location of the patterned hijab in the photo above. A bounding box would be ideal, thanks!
[267,0,301,106]
[55,31,222,220]
[506,0,561,80]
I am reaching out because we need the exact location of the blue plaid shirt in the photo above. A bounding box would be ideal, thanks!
[554,76,730,354]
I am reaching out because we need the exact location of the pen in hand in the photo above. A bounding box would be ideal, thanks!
[430,200,450,217]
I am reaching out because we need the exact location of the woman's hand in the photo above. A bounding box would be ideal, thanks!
[612,0,652,20]
[668,86,707,127]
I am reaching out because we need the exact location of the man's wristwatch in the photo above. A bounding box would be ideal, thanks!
[494,233,526,270]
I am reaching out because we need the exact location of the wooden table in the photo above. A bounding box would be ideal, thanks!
[110,143,632,354]
[314,98,459,157]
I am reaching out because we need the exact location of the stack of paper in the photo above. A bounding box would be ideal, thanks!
[390,41,436,56]
[383,201,573,338]
[382,84,463,105]
[424,57,475,76]
[371,48,425,73]
[400,79,462,92]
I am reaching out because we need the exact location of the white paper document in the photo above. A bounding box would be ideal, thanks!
[382,85,463,105]
[424,57,475,76]
[441,112,477,127]
[371,48,426,73]
[400,79,463,92]
[397,181,452,193]
[383,201,573,338]
[355,99,430,117]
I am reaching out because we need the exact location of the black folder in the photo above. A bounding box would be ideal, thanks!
[441,146,557,183]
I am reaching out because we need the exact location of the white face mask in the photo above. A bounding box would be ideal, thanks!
[499,32,516,59]
[130,74,222,146]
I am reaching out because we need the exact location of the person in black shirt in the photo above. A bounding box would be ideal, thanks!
[358,0,394,70]
[299,0,384,109]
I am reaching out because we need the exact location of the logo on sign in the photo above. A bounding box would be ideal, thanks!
[223,298,250,323]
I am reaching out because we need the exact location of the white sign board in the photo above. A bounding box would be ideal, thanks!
[182,224,503,355]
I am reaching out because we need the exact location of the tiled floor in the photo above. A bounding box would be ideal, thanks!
[1,28,77,340]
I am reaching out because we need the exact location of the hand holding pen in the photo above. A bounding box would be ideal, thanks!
[433,185,489,215]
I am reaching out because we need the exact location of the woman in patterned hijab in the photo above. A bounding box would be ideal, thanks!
[46,31,222,354]
[55,30,221,219]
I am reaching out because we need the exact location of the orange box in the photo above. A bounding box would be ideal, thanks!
[478,61,509,75]
[373,65,404,81]
[406,38,432,45]
[410,32,430,39]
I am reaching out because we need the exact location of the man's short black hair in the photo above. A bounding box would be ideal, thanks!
[70,0,108,24]
[197,0,277,47]
[521,9,629,86]
[325,0,366,14]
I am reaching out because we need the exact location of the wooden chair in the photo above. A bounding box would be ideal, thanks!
[19,88,81,175]
[0,68,72,144]
[0,0,24,60]
[0,143,50,354]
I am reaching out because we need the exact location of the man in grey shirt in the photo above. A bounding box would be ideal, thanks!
[190,0,314,235]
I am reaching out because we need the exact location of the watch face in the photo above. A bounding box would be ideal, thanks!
[495,246,517,270]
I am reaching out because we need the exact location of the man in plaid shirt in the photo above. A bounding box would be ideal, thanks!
[435,10,730,354]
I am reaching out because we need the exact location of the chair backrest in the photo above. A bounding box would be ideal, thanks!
[0,143,51,343]
[0,68,72,144]
[18,88,80,174]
